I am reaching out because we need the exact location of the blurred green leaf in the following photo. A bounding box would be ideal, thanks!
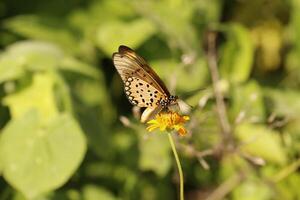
[0,58,24,83]
[131,0,199,54]
[87,0,136,21]
[230,80,265,123]
[60,57,100,79]
[232,177,272,200]
[0,110,86,199]
[139,134,171,177]
[177,59,209,92]
[0,40,99,80]
[40,189,81,200]
[12,192,27,200]
[66,190,81,200]
[150,58,208,93]
[220,154,249,180]
[96,18,157,55]
[0,152,2,175]
[235,123,286,165]
[265,88,300,118]
[4,15,79,53]
[69,0,136,31]
[284,118,300,155]
[277,173,300,200]
[252,22,283,72]
[285,0,300,87]
[195,0,223,23]
[74,79,108,107]
[67,0,137,61]
[3,73,59,122]
[83,185,117,200]
[54,73,74,114]
[220,24,254,83]
[149,59,178,93]
[112,131,135,152]
[84,162,137,184]
[0,41,63,83]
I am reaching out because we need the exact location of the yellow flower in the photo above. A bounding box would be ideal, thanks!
[146,111,190,136]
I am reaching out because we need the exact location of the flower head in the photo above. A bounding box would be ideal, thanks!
[146,111,190,136]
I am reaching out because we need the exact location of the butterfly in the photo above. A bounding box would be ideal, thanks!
[112,45,178,123]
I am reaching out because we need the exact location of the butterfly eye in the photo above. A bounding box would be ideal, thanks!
[169,95,178,102]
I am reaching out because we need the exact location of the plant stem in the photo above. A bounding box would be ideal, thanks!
[206,31,232,145]
[168,133,184,200]
[272,158,300,182]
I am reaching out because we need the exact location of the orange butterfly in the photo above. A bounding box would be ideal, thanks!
[112,45,178,122]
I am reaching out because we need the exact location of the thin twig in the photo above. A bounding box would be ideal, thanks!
[272,158,300,182]
[206,32,232,145]
[197,157,210,170]
[177,143,215,169]
[178,142,215,158]
[205,172,244,200]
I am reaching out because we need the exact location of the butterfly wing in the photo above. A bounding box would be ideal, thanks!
[122,76,167,108]
[112,45,170,108]
[140,106,163,123]
[113,45,170,95]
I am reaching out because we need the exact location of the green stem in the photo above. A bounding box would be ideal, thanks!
[168,133,184,200]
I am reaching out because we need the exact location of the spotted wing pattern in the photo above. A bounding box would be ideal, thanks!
[112,45,170,108]
[124,76,166,107]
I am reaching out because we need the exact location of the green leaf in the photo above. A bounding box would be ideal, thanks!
[96,18,157,55]
[87,0,136,21]
[285,0,300,86]
[235,123,286,165]
[139,134,171,177]
[4,15,78,53]
[230,80,265,123]
[83,185,117,200]
[131,0,199,53]
[232,178,272,200]
[69,0,136,31]
[60,57,100,79]
[0,110,86,199]
[220,154,249,180]
[150,58,208,93]
[0,152,2,175]
[265,88,300,118]
[0,57,24,83]
[0,41,63,83]
[220,24,254,83]
[3,73,59,122]
[251,22,283,72]
[0,40,98,80]
[12,192,27,200]
[277,173,300,200]
[284,118,300,155]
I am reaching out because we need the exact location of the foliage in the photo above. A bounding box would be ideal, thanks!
[0,0,299,199]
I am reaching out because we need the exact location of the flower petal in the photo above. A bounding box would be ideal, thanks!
[146,124,159,132]
[145,111,189,136]
[178,127,187,136]
[183,116,190,121]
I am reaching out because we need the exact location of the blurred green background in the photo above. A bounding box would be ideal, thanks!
[0,0,300,199]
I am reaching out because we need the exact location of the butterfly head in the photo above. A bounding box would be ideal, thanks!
[169,95,178,104]
[159,95,178,107]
